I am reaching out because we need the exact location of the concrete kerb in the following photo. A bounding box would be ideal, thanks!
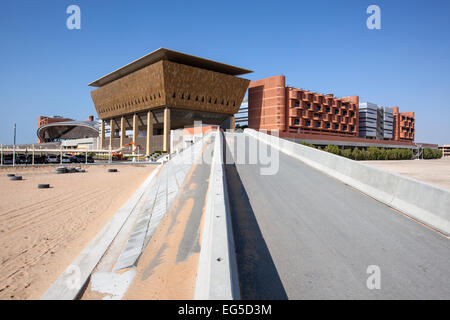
[41,163,162,300]
[195,129,240,300]
[245,129,450,236]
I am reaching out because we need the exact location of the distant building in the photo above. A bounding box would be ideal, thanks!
[439,145,450,157]
[381,107,394,139]
[358,103,393,140]
[235,97,248,128]
[358,102,378,139]
[391,107,415,141]
[37,116,74,143]
[247,75,422,148]
[37,115,99,145]
[248,75,359,137]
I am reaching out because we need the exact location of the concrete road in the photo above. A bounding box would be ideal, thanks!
[224,133,450,300]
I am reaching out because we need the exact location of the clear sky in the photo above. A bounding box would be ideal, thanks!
[1,0,449,145]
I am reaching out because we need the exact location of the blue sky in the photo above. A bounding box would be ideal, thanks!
[0,0,449,145]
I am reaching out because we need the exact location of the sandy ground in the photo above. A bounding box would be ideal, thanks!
[362,157,450,190]
[0,164,155,300]
[118,140,212,300]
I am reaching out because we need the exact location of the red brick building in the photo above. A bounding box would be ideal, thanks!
[248,75,359,137]
[391,107,415,141]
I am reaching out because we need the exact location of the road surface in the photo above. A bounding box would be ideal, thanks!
[224,133,450,299]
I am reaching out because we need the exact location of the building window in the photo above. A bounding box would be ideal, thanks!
[334,109,339,115]
[306,120,311,126]
[350,111,355,117]
[343,125,347,131]
[334,124,339,130]
[315,122,321,128]
[326,107,331,113]
[306,104,311,110]
[343,110,347,116]
[293,119,300,125]
[295,101,300,107]
[326,123,331,129]
[316,106,321,112]
[350,126,355,131]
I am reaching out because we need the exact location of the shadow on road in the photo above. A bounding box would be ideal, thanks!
[224,142,288,300]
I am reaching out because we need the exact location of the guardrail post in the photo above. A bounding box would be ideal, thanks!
[32,145,35,166]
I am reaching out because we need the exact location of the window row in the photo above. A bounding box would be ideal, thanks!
[292,119,355,131]
[293,102,355,115]
[172,92,236,107]
[99,93,161,114]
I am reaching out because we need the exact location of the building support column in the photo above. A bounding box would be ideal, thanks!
[120,116,126,149]
[109,118,115,151]
[132,114,138,155]
[229,116,236,131]
[100,121,105,150]
[163,107,171,153]
[146,111,153,156]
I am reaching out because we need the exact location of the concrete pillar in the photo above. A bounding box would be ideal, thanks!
[132,114,138,155]
[120,116,126,149]
[163,107,171,153]
[109,118,115,150]
[146,111,153,156]
[100,121,105,150]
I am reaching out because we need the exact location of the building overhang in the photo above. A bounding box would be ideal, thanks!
[89,48,253,88]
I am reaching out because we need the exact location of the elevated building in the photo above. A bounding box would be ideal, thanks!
[89,48,251,154]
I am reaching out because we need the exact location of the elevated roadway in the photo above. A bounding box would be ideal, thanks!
[224,133,450,299]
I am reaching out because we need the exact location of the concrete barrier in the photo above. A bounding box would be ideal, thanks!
[195,129,240,300]
[245,129,450,236]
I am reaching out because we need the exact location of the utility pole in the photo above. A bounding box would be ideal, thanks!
[13,123,16,167]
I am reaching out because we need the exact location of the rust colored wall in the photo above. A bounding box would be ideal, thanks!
[248,75,287,131]
[248,75,359,137]
[91,60,250,121]
[391,107,415,141]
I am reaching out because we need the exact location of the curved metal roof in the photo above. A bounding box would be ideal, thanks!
[37,121,99,142]
[88,48,253,87]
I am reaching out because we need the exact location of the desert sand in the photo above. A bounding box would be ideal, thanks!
[0,164,155,300]
[362,157,450,190]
